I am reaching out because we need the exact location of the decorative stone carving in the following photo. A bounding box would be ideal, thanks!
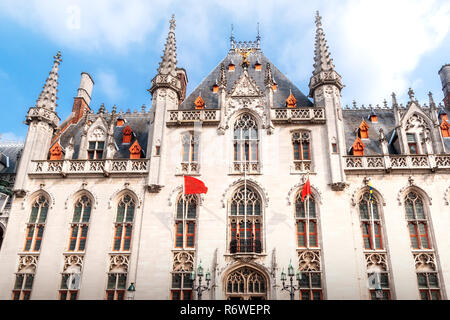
[109,254,130,272]
[173,251,195,272]
[18,255,39,272]
[221,178,269,208]
[63,255,84,272]
[414,252,436,271]
[297,250,321,271]
[365,253,388,272]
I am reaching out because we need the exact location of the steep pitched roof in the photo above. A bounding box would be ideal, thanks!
[179,50,313,110]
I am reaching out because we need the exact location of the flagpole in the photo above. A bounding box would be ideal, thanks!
[244,154,247,253]
[306,170,310,248]
[183,176,187,250]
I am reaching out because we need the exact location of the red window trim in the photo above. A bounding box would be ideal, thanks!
[185,222,196,248]
[297,220,307,248]
[175,222,183,248]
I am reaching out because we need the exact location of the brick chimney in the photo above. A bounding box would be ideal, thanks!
[72,72,94,123]
[439,64,450,108]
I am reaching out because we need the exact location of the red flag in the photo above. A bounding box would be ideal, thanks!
[301,178,311,201]
[184,176,208,194]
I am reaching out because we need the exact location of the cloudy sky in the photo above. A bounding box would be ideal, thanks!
[0,0,449,141]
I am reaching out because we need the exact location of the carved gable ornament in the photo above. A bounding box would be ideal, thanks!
[405,114,429,131]
[229,72,262,97]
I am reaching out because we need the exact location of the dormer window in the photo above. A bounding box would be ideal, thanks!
[122,126,132,144]
[212,83,219,93]
[286,92,297,108]
[440,121,450,138]
[407,133,418,154]
[228,62,235,72]
[129,140,142,159]
[88,141,104,159]
[272,82,278,91]
[254,61,262,71]
[370,114,378,123]
[352,137,365,156]
[117,118,124,127]
[49,142,63,160]
[359,120,369,139]
[194,96,205,110]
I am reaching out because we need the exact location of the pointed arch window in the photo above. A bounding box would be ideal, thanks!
[295,193,318,248]
[229,187,262,254]
[181,132,199,174]
[404,192,430,250]
[358,192,383,250]
[112,195,135,251]
[174,194,197,249]
[24,196,49,252]
[404,191,442,300]
[68,196,91,252]
[233,114,259,173]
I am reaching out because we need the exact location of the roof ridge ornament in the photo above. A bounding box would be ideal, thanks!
[35,51,62,111]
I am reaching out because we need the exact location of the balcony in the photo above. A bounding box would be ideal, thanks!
[290,160,312,174]
[271,107,326,124]
[176,162,200,175]
[344,154,450,173]
[30,159,149,177]
[166,109,220,126]
[231,161,261,175]
[229,239,262,254]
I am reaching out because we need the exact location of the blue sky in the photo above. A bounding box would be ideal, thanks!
[0,0,449,142]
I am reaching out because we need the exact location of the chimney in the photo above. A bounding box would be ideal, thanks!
[439,64,450,108]
[72,72,94,123]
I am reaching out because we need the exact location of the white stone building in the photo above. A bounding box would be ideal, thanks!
[0,12,449,300]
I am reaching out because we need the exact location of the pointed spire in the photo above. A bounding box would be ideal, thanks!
[218,63,227,88]
[256,22,261,47]
[312,11,335,75]
[265,63,274,88]
[36,51,62,111]
[309,11,343,96]
[428,91,436,108]
[230,24,235,49]
[157,15,178,78]
[98,103,105,114]
[391,92,398,106]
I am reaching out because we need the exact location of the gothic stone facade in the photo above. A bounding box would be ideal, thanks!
[0,14,449,300]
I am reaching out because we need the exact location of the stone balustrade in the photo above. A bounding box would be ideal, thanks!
[30,159,149,177]
[166,109,220,125]
[271,107,326,123]
[344,154,450,172]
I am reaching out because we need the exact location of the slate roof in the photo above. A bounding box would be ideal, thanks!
[343,104,450,155]
[0,143,23,174]
[56,112,151,160]
[179,49,313,110]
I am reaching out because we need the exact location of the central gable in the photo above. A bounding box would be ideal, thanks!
[229,71,263,97]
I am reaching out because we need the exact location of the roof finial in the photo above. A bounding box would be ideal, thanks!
[218,64,227,88]
[408,87,415,101]
[35,51,62,111]
[391,92,398,106]
[256,22,261,48]
[230,24,235,49]
[315,10,322,28]
[157,15,178,77]
[428,91,436,108]
[264,63,274,87]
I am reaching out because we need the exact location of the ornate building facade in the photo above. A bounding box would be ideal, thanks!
[0,12,449,300]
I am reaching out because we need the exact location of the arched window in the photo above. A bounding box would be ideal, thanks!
[295,193,318,249]
[68,195,91,252]
[233,114,259,172]
[292,132,311,161]
[358,192,383,250]
[87,127,106,159]
[174,194,197,249]
[181,132,199,174]
[112,194,135,251]
[225,266,267,300]
[404,192,430,250]
[24,196,49,252]
[358,190,392,300]
[404,191,442,300]
[229,187,262,254]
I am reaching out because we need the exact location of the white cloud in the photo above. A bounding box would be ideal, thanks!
[95,70,125,102]
[0,132,24,143]
[1,0,449,105]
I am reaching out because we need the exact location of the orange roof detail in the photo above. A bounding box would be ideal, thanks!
[129,140,142,159]
[286,91,297,108]
[194,95,205,109]
[359,119,369,131]
[352,137,365,156]
[49,142,63,160]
